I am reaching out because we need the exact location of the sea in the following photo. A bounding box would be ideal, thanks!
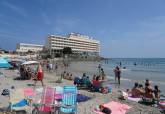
[69,58,165,94]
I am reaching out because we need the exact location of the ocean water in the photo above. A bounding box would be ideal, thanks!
[69,58,165,94]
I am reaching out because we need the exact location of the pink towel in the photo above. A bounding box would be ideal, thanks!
[93,101,131,114]
[23,88,35,97]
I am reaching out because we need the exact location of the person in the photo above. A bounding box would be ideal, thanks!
[144,83,154,99]
[101,73,107,81]
[84,76,92,88]
[99,105,111,114]
[55,63,58,71]
[34,64,44,87]
[92,75,96,82]
[114,66,121,85]
[65,73,70,79]
[145,79,150,86]
[153,85,161,100]
[131,82,144,98]
[100,68,105,77]
[49,63,53,71]
[68,73,73,80]
[81,73,87,85]
[98,64,102,75]
[46,61,49,70]
[92,76,102,92]
[119,62,122,67]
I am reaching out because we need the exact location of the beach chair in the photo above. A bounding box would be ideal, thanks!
[32,86,55,114]
[9,89,31,113]
[60,86,77,114]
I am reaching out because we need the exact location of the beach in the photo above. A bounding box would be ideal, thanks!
[0,61,162,114]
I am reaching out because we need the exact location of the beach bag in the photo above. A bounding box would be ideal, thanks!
[118,90,128,100]
[106,85,112,93]
[1,89,10,96]
[101,87,109,94]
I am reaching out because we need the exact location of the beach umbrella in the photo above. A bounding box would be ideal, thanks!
[0,57,11,68]
[21,61,39,65]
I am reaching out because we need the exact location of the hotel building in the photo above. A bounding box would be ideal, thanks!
[45,33,100,56]
[16,43,44,53]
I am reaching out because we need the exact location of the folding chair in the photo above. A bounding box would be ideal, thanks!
[60,86,77,114]
[32,86,55,114]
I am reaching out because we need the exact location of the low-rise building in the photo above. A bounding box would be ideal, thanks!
[16,43,44,53]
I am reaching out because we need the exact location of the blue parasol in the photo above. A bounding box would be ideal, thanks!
[0,57,11,68]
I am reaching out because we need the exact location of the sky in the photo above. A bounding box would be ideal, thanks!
[0,0,165,58]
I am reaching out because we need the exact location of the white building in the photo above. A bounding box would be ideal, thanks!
[16,43,44,53]
[45,33,100,56]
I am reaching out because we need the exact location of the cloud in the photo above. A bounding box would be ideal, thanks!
[3,1,27,17]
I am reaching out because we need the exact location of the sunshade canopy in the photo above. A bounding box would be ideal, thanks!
[0,57,11,68]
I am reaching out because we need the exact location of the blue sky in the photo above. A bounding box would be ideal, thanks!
[0,0,165,58]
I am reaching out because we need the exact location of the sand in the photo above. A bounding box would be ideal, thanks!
[0,66,162,114]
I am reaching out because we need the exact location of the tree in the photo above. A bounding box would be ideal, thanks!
[27,50,33,54]
[63,47,72,55]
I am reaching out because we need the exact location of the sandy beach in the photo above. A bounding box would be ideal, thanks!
[0,64,162,114]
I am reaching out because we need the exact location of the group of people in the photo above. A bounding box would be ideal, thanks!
[41,60,58,72]
[20,65,34,80]
[73,71,109,93]
[61,71,74,80]
[19,64,44,86]
[130,79,161,100]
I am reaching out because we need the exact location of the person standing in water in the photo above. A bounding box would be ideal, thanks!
[98,64,102,75]
[114,66,121,85]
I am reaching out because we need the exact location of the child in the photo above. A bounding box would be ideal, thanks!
[99,105,111,114]
[153,85,161,100]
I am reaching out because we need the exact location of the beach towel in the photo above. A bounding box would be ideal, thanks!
[128,96,141,102]
[93,101,131,114]
[54,86,63,100]
[12,99,29,107]
[10,89,30,112]
[77,94,91,102]
[23,88,35,98]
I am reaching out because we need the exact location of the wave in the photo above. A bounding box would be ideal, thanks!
[107,75,165,85]
[131,69,165,73]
